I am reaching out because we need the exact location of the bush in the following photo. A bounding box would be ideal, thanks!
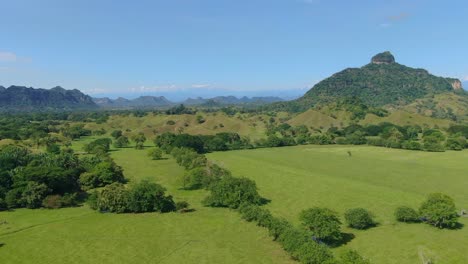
[147,148,163,160]
[344,208,375,229]
[203,176,264,209]
[278,226,310,255]
[96,183,129,213]
[113,136,129,148]
[299,207,342,243]
[126,180,175,213]
[402,140,422,150]
[42,193,79,209]
[340,250,371,264]
[419,193,458,228]
[394,206,419,222]
[175,201,190,211]
[294,241,335,264]
[22,181,49,209]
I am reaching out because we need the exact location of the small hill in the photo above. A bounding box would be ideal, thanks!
[183,96,284,106]
[0,85,97,111]
[93,96,172,108]
[276,52,464,111]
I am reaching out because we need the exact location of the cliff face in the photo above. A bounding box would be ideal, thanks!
[450,79,463,90]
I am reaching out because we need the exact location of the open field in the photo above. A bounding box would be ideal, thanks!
[0,146,293,264]
[209,145,468,264]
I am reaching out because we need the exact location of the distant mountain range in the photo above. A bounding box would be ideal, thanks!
[93,95,284,109]
[0,85,97,111]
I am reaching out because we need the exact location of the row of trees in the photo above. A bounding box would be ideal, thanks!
[154,132,252,153]
[167,145,371,264]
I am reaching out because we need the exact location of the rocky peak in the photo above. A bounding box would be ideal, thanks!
[371,51,396,64]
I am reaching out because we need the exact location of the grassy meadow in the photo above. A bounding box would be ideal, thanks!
[0,145,293,264]
[2,139,468,264]
[209,145,468,264]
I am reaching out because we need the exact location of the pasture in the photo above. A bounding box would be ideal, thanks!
[209,145,468,264]
[0,146,292,264]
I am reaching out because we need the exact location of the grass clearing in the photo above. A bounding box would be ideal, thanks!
[0,146,293,264]
[208,145,468,264]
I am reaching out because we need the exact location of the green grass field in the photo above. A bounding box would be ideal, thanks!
[209,145,468,264]
[2,142,468,263]
[0,146,292,264]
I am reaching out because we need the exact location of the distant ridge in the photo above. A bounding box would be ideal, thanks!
[0,85,97,111]
[93,95,284,108]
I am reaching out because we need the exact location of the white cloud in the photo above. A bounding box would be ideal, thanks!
[462,76,468,81]
[131,85,178,93]
[191,84,210,88]
[0,51,17,62]
[81,88,110,95]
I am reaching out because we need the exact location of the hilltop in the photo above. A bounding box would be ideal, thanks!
[273,52,464,112]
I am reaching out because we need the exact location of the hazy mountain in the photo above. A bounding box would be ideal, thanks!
[183,96,284,106]
[93,96,172,108]
[0,86,97,111]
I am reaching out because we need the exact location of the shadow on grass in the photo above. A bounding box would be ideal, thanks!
[0,243,5,248]
[329,232,355,248]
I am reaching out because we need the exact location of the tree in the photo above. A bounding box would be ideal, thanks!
[394,206,420,223]
[132,132,146,150]
[294,241,335,264]
[203,176,264,209]
[126,180,175,213]
[113,136,129,148]
[344,208,375,229]
[111,130,123,139]
[22,181,49,209]
[147,148,163,160]
[299,207,342,243]
[419,193,458,228]
[95,183,129,213]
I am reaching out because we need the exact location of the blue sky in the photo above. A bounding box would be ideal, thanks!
[0,0,467,100]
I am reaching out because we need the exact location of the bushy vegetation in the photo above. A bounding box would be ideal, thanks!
[299,207,342,243]
[419,193,459,228]
[394,206,420,223]
[89,181,176,213]
[344,208,375,230]
[0,144,123,210]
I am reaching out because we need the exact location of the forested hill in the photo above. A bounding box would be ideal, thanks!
[0,86,98,111]
[273,51,464,112]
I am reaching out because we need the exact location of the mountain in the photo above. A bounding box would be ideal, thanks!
[94,95,284,108]
[93,96,172,108]
[183,96,284,106]
[0,85,97,111]
[276,51,464,112]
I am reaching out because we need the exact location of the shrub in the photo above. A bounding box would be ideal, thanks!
[113,136,129,148]
[344,208,375,229]
[203,176,264,209]
[42,193,78,209]
[402,140,422,150]
[96,183,129,213]
[22,181,49,209]
[340,250,371,264]
[394,206,419,222]
[294,241,335,264]
[419,193,458,228]
[278,226,310,255]
[126,180,175,213]
[147,148,163,160]
[166,120,176,125]
[299,207,342,243]
[175,201,190,211]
